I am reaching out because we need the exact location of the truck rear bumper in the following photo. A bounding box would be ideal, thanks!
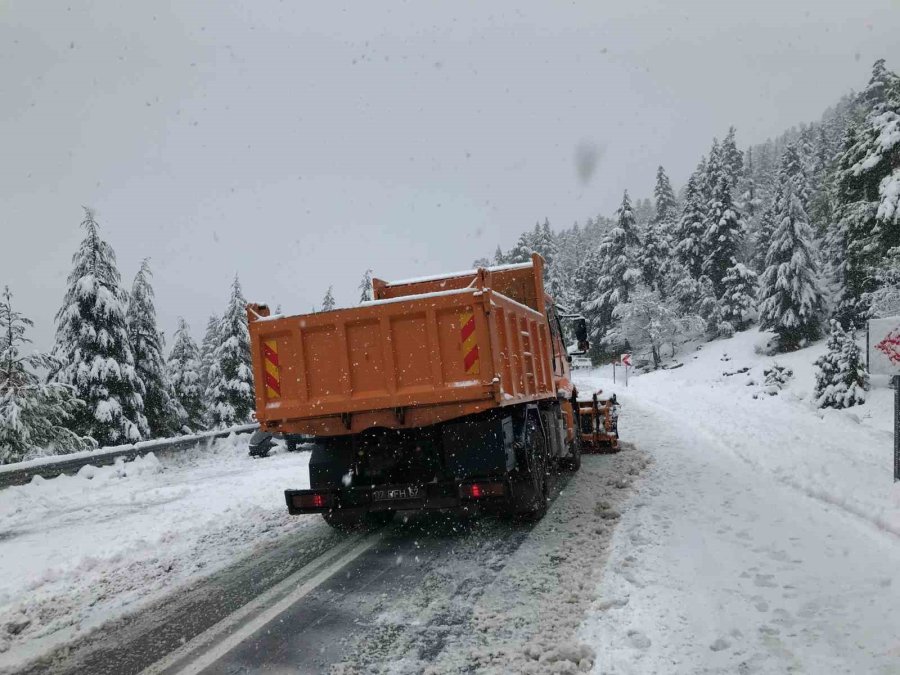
[284,479,510,516]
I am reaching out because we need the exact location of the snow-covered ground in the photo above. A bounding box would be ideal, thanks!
[5,327,900,674]
[576,328,900,673]
[0,434,316,672]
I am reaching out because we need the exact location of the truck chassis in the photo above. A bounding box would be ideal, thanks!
[284,401,577,527]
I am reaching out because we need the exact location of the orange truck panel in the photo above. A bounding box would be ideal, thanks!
[248,253,570,436]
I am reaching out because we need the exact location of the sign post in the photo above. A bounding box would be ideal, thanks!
[868,318,900,481]
[894,375,900,483]
[621,353,632,388]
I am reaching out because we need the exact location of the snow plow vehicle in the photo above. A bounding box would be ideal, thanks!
[577,391,619,453]
[247,253,587,529]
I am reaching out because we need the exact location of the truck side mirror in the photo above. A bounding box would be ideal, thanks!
[574,318,590,353]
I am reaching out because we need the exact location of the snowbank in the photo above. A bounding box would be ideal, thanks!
[574,328,900,673]
[579,328,900,536]
[0,434,315,672]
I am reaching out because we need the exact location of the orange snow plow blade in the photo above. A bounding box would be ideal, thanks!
[578,391,619,453]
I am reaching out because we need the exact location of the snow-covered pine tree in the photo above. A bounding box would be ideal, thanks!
[573,244,603,315]
[206,276,255,428]
[813,320,868,409]
[550,223,584,311]
[750,205,777,273]
[757,173,825,351]
[321,286,336,311]
[167,317,205,431]
[633,198,655,227]
[653,166,678,226]
[641,218,671,296]
[718,259,758,336]
[641,166,677,294]
[807,129,837,238]
[358,269,373,303]
[776,144,811,214]
[531,218,557,265]
[0,287,94,463]
[863,247,900,317]
[831,60,900,327]
[852,62,900,270]
[831,123,878,328]
[675,166,708,280]
[127,260,183,438]
[702,139,723,205]
[199,313,220,398]
[506,229,535,263]
[721,126,744,188]
[739,147,761,221]
[697,275,724,335]
[584,191,642,352]
[50,208,148,446]
[702,173,745,296]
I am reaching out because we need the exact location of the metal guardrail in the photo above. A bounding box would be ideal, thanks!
[0,423,259,490]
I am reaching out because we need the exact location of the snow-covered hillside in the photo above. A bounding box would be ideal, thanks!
[0,435,316,672]
[584,328,897,533]
[575,328,900,673]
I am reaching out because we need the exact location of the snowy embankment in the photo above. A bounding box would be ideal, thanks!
[574,328,900,673]
[0,435,315,672]
[589,328,898,536]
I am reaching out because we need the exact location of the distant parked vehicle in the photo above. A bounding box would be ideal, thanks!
[248,430,312,458]
[571,356,592,369]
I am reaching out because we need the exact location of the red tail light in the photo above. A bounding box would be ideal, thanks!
[293,492,332,509]
[460,482,505,499]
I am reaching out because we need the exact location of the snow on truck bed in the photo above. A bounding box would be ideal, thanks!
[0,434,315,672]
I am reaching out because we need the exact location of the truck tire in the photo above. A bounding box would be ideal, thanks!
[322,509,394,532]
[513,418,549,521]
[561,433,582,472]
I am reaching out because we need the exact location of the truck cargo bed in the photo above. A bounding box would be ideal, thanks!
[248,258,560,436]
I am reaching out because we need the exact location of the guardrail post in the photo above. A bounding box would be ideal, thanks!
[894,374,900,482]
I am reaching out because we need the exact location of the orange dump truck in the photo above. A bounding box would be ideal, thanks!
[247,253,587,529]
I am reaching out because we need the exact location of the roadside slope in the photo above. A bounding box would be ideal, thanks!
[574,329,900,673]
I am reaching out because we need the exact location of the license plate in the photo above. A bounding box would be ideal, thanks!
[372,485,422,502]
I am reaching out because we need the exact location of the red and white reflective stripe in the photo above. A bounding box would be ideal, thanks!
[263,339,281,399]
[459,308,480,375]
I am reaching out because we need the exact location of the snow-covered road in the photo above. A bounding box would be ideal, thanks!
[576,330,900,674]
[0,435,319,673]
[584,396,900,673]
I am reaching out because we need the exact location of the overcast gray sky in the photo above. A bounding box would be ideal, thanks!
[3,0,898,350]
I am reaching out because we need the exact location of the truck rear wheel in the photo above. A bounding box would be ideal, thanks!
[513,418,549,521]
[322,509,395,532]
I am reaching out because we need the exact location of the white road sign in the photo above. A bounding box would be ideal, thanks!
[869,317,900,375]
